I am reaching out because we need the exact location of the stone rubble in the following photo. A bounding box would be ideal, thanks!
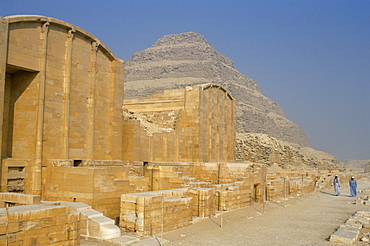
[330,209,370,245]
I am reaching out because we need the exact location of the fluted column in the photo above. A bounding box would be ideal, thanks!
[62,27,75,159]
[87,41,99,160]
[0,17,9,192]
[33,20,49,195]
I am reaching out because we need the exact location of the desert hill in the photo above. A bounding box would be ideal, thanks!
[342,159,370,171]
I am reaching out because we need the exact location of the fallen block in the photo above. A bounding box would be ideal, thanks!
[330,228,360,245]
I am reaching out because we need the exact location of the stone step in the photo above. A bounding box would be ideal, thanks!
[80,208,103,218]
[99,224,121,240]
[91,215,115,225]
[56,201,92,211]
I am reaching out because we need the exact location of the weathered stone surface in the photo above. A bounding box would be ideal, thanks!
[0,15,124,194]
[330,228,359,245]
[124,32,309,147]
[236,133,345,171]
[123,84,235,163]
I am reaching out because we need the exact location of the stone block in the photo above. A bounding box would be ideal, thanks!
[330,228,359,245]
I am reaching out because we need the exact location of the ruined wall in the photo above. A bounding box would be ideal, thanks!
[0,15,125,194]
[120,162,267,235]
[120,189,193,235]
[123,84,235,163]
[43,166,150,220]
[1,159,32,194]
[236,133,345,171]
[266,175,315,201]
[0,204,82,245]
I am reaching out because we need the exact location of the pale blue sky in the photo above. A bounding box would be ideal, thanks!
[1,0,369,161]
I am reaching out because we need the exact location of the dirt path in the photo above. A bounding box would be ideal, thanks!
[162,175,370,246]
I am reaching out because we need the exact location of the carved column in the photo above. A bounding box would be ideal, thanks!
[87,41,99,160]
[108,59,124,160]
[0,17,9,191]
[62,27,75,159]
[33,20,49,195]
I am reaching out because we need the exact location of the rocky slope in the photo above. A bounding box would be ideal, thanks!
[236,133,345,171]
[124,32,309,147]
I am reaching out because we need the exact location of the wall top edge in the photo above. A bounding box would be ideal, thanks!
[190,83,235,101]
[2,15,123,63]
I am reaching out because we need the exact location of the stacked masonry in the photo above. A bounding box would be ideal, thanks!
[189,188,215,217]
[0,192,40,207]
[150,166,185,190]
[120,171,263,236]
[123,84,235,163]
[0,205,81,245]
[0,16,124,195]
[48,201,121,240]
[330,210,370,245]
[120,189,192,235]
[215,181,253,211]
[0,193,122,244]
[266,177,315,201]
[43,166,149,219]
[265,173,346,201]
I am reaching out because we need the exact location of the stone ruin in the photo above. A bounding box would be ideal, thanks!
[0,15,361,244]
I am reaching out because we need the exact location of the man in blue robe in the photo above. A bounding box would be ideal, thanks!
[349,176,357,197]
[332,175,340,196]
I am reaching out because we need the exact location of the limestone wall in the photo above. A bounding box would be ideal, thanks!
[119,176,262,235]
[0,15,124,194]
[150,162,266,186]
[266,176,315,201]
[43,166,150,220]
[120,189,193,235]
[0,204,82,245]
[119,162,267,235]
[123,84,235,163]
[120,186,250,236]
[0,192,40,206]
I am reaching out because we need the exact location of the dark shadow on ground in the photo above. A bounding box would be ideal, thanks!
[319,190,334,196]
[208,215,222,228]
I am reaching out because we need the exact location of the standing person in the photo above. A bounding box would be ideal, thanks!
[332,175,340,196]
[349,176,357,197]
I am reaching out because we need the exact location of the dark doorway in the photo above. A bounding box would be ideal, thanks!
[2,67,38,159]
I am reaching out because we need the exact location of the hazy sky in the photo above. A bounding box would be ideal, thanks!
[1,0,369,161]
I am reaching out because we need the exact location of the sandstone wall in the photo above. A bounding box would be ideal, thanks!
[43,166,149,220]
[120,161,267,236]
[0,204,82,245]
[0,15,124,194]
[123,84,235,163]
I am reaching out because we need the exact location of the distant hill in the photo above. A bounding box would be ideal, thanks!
[342,159,370,171]
[124,32,309,147]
